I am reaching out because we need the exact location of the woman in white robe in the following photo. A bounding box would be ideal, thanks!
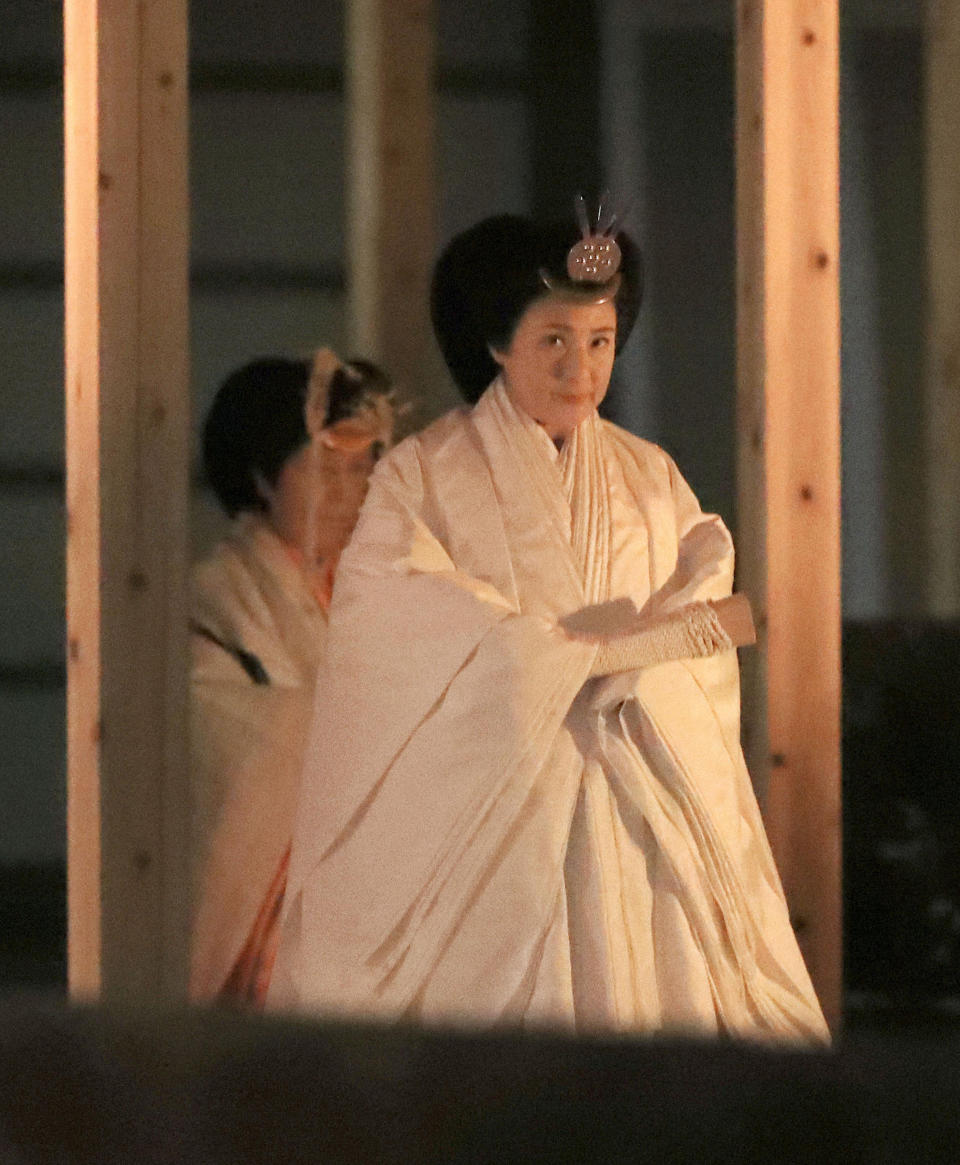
[190,352,393,1003]
[270,214,828,1042]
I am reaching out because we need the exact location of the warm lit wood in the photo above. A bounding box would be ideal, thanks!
[346,0,452,425]
[735,0,842,1030]
[64,0,191,1004]
[925,0,960,616]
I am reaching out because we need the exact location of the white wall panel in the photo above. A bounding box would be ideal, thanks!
[190,0,343,69]
[0,97,62,263]
[0,690,64,863]
[0,494,63,666]
[437,96,529,246]
[0,2,61,64]
[0,290,63,465]
[190,93,344,268]
[437,0,528,67]
[191,0,529,72]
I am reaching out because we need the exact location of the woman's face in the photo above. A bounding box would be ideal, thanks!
[261,439,377,564]
[491,296,617,441]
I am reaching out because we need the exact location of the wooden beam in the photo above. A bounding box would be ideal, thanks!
[925,1,960,616]
[64,0,191,1004]
[735,0,842,1030]
[346,0,452,423]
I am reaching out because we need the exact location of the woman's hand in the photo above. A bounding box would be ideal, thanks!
[561,594,756,650]
[707,594,756,648]
[561,594,756,678]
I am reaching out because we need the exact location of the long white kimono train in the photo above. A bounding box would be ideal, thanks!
[269,381,828,1042]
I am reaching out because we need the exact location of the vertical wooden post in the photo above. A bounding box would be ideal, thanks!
[735,0,842,1030]
[346,0,450,422]
[925,0,960,617]
[64,0,191,1004]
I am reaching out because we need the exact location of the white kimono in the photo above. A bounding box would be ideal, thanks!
[269,381,828,1042]
[189,516,326,1000]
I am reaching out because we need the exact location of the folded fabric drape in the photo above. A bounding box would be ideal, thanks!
[269,381,827,1043]
[190,517,326,1001]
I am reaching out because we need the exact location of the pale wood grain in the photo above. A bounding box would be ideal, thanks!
[925,1,960,616]
[346,0,453,428]
[735,0,842,1031]
[65,0,190,1005]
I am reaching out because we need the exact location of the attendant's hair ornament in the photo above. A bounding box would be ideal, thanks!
[301,346,394,571]
[540,192,624,301]
[305,347,352,441]
[304,347,393,451]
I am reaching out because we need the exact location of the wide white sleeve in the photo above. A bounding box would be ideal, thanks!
[273,442,598,1017]
[189,634,312,1000]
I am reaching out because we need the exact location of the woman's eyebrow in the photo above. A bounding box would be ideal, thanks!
[538,321,616,333]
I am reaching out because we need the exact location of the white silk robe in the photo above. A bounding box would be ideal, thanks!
[269,381,828,1042]
[190,517,326,1000]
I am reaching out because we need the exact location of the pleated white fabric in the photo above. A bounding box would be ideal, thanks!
[268,381,828,1042]
[189,517,326,999]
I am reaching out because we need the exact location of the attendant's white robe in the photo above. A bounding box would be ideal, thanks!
[269,382,828,1042]
[189,516,326,1000]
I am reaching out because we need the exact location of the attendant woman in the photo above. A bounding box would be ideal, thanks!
[189,350,392,1003]
[269,215,827,1042]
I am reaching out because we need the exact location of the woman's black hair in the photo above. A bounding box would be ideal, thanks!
[203,355,391,518]
[430,213,643,403]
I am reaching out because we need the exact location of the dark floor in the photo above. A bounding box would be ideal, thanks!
[0,860,64,993]
[3,1000,960,1164]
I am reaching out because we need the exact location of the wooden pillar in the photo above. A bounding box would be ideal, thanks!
[64,0,191,1004]
[346,0,451,423]
[925,0,960,617]
[735,0,842,1030]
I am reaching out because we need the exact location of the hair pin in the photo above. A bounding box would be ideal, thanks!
[566,192,622,284]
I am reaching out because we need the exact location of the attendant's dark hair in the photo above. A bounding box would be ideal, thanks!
[203,355,391,518]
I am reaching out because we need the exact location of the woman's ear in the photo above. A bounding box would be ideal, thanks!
[487,343,505,367]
